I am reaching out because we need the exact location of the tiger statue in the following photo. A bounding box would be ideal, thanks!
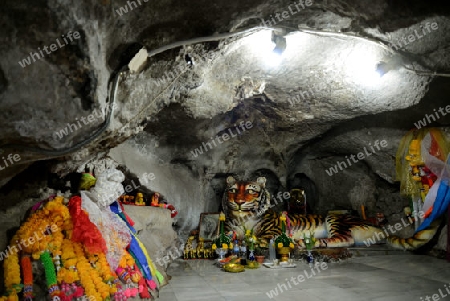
[387,219,442,250]
[222,176,441,249]
[222,176,271,240]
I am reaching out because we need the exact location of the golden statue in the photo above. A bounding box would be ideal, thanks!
[135,192,145,206]
[184,236,196,259]
[196,237,205,259]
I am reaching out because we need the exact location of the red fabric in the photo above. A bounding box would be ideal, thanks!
[429,133,446,161]
[68,196,107,254]
[424,206,433,219]
[138,275,151,298]
[119,201,135,226]
[166,204,178,218]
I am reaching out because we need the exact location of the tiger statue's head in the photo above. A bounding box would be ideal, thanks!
[222,176,271,229]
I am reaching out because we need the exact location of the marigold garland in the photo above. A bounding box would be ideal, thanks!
[73,242,111,301]
[2,189,165,301]
[15,197,68,259]
[0,295,19,301]
[20,256,33,301]
[58,239,80,284]
[88,251,118,295]
[3,236,21,298]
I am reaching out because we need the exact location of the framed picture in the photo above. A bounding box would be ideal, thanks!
[199,212,220,241]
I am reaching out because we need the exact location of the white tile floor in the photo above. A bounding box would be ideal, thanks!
[158,255,450,301]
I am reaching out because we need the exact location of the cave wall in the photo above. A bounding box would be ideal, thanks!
[109,141,207,238]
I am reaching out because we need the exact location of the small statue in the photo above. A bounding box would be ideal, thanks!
[184,236,196,259]
[288,188,308,215]
[150,192,161,207]
[135,192,145,206]
[376,213,387,226]
[119,195,135,204]
[196,238,205,259]
[150,192,178,218]
[203,246,211,259]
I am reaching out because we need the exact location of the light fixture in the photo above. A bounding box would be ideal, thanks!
[376,61,392,77]
[271,31,286,55]
[255,30,285,67]
[246,29,288,68]
[268,30,286,67]
[345,49,383,86]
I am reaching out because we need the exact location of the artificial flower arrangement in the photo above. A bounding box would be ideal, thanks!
[1,169,164,301]
[303,231,316,251]
[212,212,232,251]
[243,227,258,251]
[274,212,295,249]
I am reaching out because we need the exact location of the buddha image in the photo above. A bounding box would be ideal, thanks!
[200,215,219,240]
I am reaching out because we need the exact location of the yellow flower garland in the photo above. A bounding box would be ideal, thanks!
[3,235,21,296]
[15,197,69,259]
[58,239,80,284]
[1,194,163,301]
[73,242,110,301]
[118,250,135,269]
[88,252,118,295]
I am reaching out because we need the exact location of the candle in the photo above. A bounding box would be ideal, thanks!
[361,205,366,220]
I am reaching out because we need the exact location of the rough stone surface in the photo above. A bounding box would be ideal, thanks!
[122,205,179,286]
[0,0,449,280]
[436,225,448,251]
[1,0,450,184]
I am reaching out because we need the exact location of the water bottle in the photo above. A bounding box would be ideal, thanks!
[269,239,276,261]
[240,240,247,258]
[233,239,240,256]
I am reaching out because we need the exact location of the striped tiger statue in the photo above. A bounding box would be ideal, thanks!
[386,219,442,250]
[222,176,440,249]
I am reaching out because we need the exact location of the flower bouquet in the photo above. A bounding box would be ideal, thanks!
[212,213,232,260]
[243,227,258,261]
[275,212,295,262]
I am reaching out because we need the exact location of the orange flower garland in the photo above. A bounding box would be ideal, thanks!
[88,252,118,295]
[73,242,111,300]
[15,197,68,259]
[58,239,80,284]
[20,256,33,300]
[118,251,135,269]
[2,190,165,301]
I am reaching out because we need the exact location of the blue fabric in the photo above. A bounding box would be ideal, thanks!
[416,179,450,232]
[129,235,152,280]
[110,201,137,233]
[110,201,152,280]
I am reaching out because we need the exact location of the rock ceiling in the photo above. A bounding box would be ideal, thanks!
[1,0,450,188]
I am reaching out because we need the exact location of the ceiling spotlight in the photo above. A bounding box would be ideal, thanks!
[376,61,392,77]
[271,31,286,55]
[249,30,287,68]
[264,30,286,67]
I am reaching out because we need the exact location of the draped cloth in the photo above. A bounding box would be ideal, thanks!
[69,196,107,255]
[80,191,131,271]
[78,168,131,270]
[416,151,450,233]
[110,201,164,287]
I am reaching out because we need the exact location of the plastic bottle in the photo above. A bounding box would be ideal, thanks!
[240,240,247,258]
[269,238,276,261]
[233,239,240,256]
